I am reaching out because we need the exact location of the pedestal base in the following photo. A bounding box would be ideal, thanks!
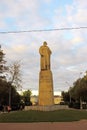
[39,70,54,106]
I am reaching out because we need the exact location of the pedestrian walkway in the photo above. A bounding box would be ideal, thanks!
[0,120,87,130]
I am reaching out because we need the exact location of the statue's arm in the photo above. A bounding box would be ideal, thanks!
[39,47,44,56]
[48,47,52,55]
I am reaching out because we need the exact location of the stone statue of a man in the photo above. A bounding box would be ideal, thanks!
[39,41,52,70]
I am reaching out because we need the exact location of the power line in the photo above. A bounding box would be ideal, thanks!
[0,26,87,34]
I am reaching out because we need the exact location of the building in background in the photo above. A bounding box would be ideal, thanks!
[54,96,63,105]
[30,95,38,105]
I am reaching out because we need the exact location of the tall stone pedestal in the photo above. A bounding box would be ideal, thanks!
[39,70,54,106]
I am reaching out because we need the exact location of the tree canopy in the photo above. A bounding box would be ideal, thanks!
[0,79,20,106]
[22,90,32,106]
[62,71,87,109]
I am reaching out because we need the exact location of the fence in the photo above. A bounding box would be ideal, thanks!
[24,105,68,111]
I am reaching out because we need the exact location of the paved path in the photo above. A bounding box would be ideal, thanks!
[0,120,87,130]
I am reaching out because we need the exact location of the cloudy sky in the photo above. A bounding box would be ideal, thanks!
[0,0,87,95]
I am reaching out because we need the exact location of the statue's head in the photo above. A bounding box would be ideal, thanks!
[43,41,47,46]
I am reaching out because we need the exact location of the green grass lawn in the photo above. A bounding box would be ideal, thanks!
[0,110,87,123]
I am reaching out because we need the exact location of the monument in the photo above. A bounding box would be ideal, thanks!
[38,41,54,106]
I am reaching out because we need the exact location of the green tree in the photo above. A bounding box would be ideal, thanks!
[0,45,21,108]
[69,72,87,109]
[22,90,32,106]
[62,91,70,103]
[0,79,9,105]
[0,79,21,106]
[0,45,8,80]
[70,77,87,102]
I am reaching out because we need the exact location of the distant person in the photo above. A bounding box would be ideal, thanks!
[7,106,11,112]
